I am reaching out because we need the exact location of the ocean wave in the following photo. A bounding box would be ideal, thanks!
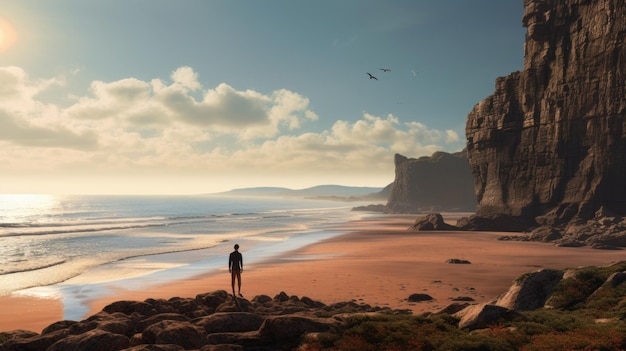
[0,260,67,276]
[0,214,266,238]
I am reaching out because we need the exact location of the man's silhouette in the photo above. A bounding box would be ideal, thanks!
[229,244,243,297]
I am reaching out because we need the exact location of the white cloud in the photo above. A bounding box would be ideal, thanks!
[170,66,201,91]
[0,65,464,193]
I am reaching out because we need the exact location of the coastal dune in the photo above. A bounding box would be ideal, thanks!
[2,214,625,333]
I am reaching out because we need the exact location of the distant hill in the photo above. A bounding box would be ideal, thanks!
[212,185,386,201]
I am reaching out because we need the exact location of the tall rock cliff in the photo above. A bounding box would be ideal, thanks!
[465,0,626,231]
[386,150,476,213]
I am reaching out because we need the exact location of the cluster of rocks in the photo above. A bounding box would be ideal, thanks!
[409,212,626,249]
[0,290,402,351]
[444,262,626,330]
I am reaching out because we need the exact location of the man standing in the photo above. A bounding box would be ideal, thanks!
[229,244,243,297]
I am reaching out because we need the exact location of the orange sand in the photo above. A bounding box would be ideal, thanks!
[1,215,625,333]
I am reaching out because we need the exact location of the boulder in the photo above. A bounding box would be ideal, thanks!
[0,329,69,351]
[446,258,471,264]
[407,293,434,302]
[195,290,230,309]
[454,303,522,331]
[408,213,459,231]
[495,269,564,311]
[258,316,336,342]
[124,345,185,351]
[142,321,206,350]
[47,329,129,351]
[103,301,157,318]
[136,313,190,332]
[193,312,264,333]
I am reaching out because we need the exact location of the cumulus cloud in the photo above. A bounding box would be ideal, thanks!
[0,65,464,192]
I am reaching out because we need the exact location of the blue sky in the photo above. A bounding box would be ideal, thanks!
[0,1,526,194]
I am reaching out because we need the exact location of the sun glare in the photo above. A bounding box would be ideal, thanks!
[0,18,17,52]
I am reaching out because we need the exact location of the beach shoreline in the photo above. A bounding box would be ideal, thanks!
[2,213,625,333]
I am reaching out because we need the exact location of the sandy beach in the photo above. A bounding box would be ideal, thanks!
[1,214,625,333]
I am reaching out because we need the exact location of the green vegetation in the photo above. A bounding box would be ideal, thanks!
[300,261,626,350]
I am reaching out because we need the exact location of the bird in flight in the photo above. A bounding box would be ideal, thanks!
[367,72,378,80]
[380,68,391,72]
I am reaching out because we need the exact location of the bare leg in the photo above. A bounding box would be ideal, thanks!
[236,272,242,296]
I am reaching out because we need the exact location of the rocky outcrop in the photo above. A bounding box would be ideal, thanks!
[408,213,459,231]
[495,269,564,311]
[453,303,523,331]
[440,261,626,330]
[463,0,626,242]
[3,262,625,347]
[386,150,477,213]
[0,291,402,351]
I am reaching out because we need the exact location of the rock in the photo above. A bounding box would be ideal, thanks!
[41,321,77,335]
[529,226,563,242]
[408,213,459,231]
[193,312,264,333]
[0,330,39,340]
[606,272,626,287]
[103,300,157,317]
[201,345,245,351]
[386,151,477,213]
[47,329,129,351]
[142,321,206,350]
[195,290,230,309]
[464,0,626,235]
[136,313,190,332]
[456,213,536,232]
[454,303,522,331]
[204,332,264,349]
[273,291,290,302]
[435,303,471,315]
[495,269,564,311]
[258,316,336,343]
[407,293,434,302]
[153,297,203,317]
[451,297,475,302]
[0,329,69,351]
[445,258,471,264]
[251,294,272,304]
[124,345,185,351]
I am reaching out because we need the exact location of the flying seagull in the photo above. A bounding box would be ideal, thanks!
[380,68,391,72]
[367,72,378,80]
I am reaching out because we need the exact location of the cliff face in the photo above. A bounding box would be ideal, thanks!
[465,0,626,226]
[386,150,476,213]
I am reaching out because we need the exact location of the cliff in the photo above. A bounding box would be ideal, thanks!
[464,0,626,240]
[386,150,477,213]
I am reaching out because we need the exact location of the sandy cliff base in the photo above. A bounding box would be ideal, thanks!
[2,215,625,333]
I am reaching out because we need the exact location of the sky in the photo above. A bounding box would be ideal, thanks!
[0,1,526,194]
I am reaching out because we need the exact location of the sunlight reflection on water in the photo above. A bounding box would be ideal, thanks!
[0,194,59,223]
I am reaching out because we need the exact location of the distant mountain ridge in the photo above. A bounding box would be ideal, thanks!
[213,185,386,200]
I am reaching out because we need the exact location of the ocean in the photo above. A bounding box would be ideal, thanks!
[0,194,374,319]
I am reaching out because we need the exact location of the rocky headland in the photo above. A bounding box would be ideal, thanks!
[373,150,476,214]
[458,0,626,247]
